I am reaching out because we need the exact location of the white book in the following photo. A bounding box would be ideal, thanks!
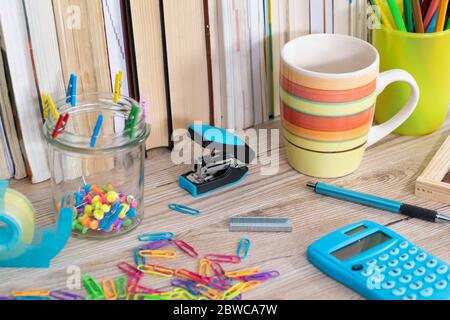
[249,0,263,125]
[0,0,50,183]
[325,0,334,33]
[310,0,325,33]
[334,0,351,35]
[288,0,310,40]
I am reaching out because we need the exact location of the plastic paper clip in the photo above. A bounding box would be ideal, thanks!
[174,239,199,258]
[125,104,140,139]
[242,270,280,282]
[52,113,69,139]
[138,232,174,242]
[240,280,261,293]
[14,296,52,300]
[117,261,142,277]
[168,203,200,216]
[237,238,251,259]
[11,290,50,297]
[198,258,211,276]
[175,269,207,284]
[196,284,224,300]
[204,254,242,264]
[101,278,117,300]
[141,238,173,250]
[173,287,197,300]
[225,269,259,279]
[134,247,147,266]
[127,271,143,290]
[134,294,172,301]
[113,71,123,103]
[138,250,176,259]
[115,277,128,300]
[171,279,200,296]
[90,114,103,148]
[206,277,231,291]
[137,264,175,278]
[210,262,230,285]
[82,274,105,300]
[223,282,246,300]
[66,74,77,106]
[49,290,84,300]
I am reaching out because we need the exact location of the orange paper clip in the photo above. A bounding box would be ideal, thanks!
[175,269,207,284]
[11,290,50,297]
[224,269,260,279]
[240,280,261,293]
[196,284,225,300]
[138,250,177,259]
[101,278,117,300]
[198,258,211,276]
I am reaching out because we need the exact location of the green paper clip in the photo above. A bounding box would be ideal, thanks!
[134,294,172,300]
[115,277,127,300]
[82,274,104,300]
[125,104,140,140]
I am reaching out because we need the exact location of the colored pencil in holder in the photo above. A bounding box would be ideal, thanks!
[404,0,415,32]
[387,0,407,31]
[436,0,449,32]
[423,0,440,30]
[412,0,425,32]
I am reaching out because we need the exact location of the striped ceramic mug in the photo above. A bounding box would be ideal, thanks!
[280,34,420,178]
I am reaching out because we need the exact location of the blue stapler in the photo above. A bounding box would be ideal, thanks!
[179,125,255,197]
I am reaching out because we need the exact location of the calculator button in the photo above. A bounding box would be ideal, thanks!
[389,268,402,277]
[408,247,419,255]
[399,275,413,284]
[404,261,415,270]
[375,265,386,273]
[437,265,449,275]
[420,288,434,298]
[410,281,423,290]
[426,259,438,269]
[399,254,409,262]
[388,260,399,268]
[416,253,428,262]
[390,248,400,256]
[379,254,389,261]
[382,281,396,290]
[424,274,437,283]
[352,264,364,271]
[399,241,409,250]
[435,280,448,290]
[414,267,426,277]
[403,294,417,301]
[392,287,407,297]
[361,269,374,277]
[366,259,377,267]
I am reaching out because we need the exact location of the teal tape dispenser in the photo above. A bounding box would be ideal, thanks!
[179,124,255,197]
[0,180,72,268]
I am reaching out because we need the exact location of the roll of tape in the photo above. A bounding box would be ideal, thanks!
[0,187,35,260]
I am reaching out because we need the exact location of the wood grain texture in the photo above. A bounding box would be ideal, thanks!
[130,0,169,149]
[163,0,211,131]
[2,115,450,300]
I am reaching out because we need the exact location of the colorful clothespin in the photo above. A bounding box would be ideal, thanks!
[47,94,60,119]
[41,93,49,119]
[125,104,140,139]
[66,74,77,106]
[90,114,103,148]
[113,71,123,103]
[52,113,69,139]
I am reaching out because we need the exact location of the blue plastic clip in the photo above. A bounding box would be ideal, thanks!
[138,232,174,242]
[168,203,200,216]
[237,238,251,259]
[134,247,146,266]
[90,114,103,148]
[66,74,77,106]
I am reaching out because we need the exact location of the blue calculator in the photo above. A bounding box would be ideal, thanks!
[307,221,450,300]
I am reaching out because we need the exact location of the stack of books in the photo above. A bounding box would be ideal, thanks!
[0,0,369,183]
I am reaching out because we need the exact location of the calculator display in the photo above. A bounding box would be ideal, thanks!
[332,232,392,261]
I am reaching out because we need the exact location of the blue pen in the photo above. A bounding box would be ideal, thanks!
[90,114,103,148]
[307,181,450,223]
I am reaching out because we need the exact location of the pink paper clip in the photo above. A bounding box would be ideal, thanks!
[210,262,230,285]
[204,254,242,264]
[117,261,142,276]
[174,240,199,258]
[175,269,208,284]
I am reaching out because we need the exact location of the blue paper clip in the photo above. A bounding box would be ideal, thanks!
[134,247,147,266]
[90,114,103,148]
[138,232,174,242]
[66,74,77,106]
[168,203,200,216]
[237,238,251,259]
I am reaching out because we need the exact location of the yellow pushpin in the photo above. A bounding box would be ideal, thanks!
[113,71,123,103]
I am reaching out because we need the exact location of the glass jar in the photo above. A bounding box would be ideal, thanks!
[44,93,150,239]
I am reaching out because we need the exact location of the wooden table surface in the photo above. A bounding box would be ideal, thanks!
[2,116,450,300]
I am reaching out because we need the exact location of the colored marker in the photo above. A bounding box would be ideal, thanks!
[436,0,449,32]
[426,10,438,32]
[412,0,425,32]
[307,181,450,224]
[388,0,407,31]
[423,0,440,30]
[421,0,431,16]
[404,0,415,32]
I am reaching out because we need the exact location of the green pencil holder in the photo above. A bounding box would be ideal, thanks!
[373,27,450,136]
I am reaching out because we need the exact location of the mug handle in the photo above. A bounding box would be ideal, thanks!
[367,69,420,147]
